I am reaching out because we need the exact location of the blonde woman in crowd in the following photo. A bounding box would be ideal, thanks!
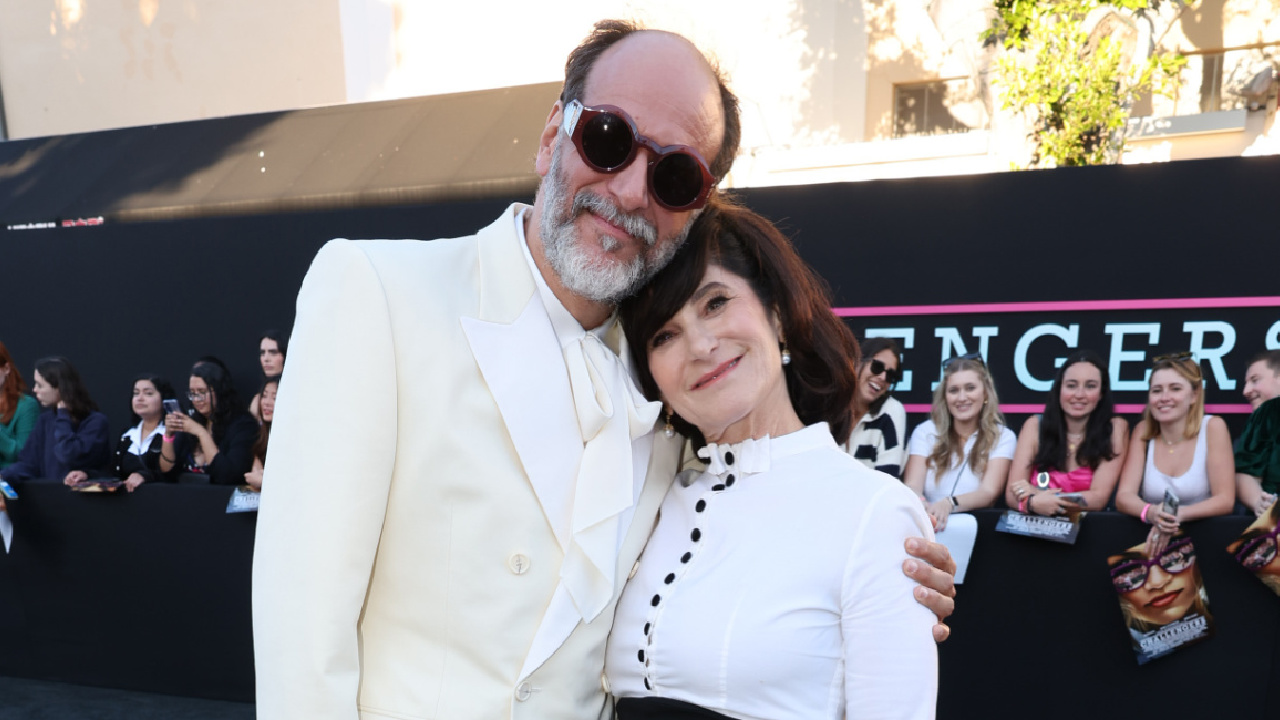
[1116,352,1234,555]
[904,354,1014,582]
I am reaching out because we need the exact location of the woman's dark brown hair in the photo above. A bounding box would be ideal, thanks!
[34,356,98,424]
[620,200,860,447]
[0,341,28,425]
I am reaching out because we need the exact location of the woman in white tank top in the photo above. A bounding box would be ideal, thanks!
[1116,354,1235,554]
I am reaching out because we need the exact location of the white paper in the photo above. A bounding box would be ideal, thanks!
[935,512,978,584]
[0,511,12,553]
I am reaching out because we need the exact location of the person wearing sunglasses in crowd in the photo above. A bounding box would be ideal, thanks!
[114,374,179,491]
[1234,350,1280,517]
[0,342,40,472]
[843,337,908,477]
[1006,350,1129,514]
[1,357,111,485]
[249,330,287,420]
[161,360,257,485]
[253,20,956,720]
[244,375,278,491]
[1227,500,1280,594]
[1107,534,1210,636]
[1115,353,1235,556]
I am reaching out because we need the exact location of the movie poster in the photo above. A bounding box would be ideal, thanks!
[1226,500,1280,597]
[1107,532,1214,665]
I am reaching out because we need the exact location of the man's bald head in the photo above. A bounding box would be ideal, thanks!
[560,20,741,181]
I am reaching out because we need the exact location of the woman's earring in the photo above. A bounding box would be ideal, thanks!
[663,409,675,438]
[781,343,792,367]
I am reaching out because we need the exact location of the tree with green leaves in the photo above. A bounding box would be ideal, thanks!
[984,0,1185,168]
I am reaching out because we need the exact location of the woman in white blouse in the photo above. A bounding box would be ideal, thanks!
[1115,353,1234,555]
[612,203,937,720]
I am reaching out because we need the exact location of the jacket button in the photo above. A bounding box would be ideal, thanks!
[601,673,611,694]
[508,554,530,575]
[514,681,533,701]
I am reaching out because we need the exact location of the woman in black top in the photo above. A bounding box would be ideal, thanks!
[115,374,178,491]
[161,360,257,485]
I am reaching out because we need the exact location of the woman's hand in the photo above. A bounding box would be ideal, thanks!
[124,473,146,492]
[1008,479,1032,500]
[166,412,208,439]
[1146,524,1173,557]
[64,470,89,486]
[245,460,264,491]
[1149,506,1179,535]
[926,498,953,532]
[1254,492,1277,517]
[1028,489,1068,516]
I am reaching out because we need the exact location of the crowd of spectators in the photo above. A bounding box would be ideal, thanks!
[838,347,1280,552]
[0,333,287,504]
[3,330,1278,535]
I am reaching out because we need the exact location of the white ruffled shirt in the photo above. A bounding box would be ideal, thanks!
[605,423,937,720]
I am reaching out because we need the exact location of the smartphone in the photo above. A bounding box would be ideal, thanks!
[0,479,17,500]
[163,399,181,416]
[1058,492,1086,506]
[1161,488,1181,517]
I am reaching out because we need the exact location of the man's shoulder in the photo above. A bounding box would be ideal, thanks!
[320,204,524,275]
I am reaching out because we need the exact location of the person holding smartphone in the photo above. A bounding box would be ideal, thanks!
[1005,350,1129,515]
[1115,353,1235,555]
[114,374,179,491]
[161,360,257,485]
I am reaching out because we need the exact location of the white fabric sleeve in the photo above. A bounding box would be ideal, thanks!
[907,420,936,458]
[993,426,1017,459]
[252,239,400,720]
[841,482,938,719]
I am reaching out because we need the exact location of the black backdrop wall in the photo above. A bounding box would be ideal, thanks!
[3,153,1277,438]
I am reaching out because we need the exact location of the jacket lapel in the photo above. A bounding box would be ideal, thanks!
[460,205,581,552]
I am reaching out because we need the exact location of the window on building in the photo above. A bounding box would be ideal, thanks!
[1157,43,1279,116]
[892,78,982,137]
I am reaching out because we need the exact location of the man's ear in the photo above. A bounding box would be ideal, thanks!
[535,100,564,178]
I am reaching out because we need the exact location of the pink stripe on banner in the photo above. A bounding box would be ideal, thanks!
[833,296,1280,317]
[902,403,1254,415]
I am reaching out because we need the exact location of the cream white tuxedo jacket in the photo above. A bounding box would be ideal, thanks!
[253,205,681,720]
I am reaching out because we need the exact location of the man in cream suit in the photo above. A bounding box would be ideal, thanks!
[253,20,955,720]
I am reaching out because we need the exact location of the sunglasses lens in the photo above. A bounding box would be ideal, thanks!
[870,359,885,375]
[651,152,705,208]
[580,112,634,170]
[1111,565,1145,593]
[1242,539,1277,570]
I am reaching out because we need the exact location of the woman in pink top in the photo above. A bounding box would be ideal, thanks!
[1007,350,1129,515]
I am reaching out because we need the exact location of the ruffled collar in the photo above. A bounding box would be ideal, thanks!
[696,422,837,476]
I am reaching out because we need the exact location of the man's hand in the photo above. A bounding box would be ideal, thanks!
[904,537,957,642]
[64,470,89,486]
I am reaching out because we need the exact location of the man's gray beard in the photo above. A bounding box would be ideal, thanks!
[539,143,692,304]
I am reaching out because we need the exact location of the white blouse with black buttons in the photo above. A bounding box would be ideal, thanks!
[605,423,938,720]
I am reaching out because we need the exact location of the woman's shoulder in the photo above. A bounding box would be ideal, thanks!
[16,395,39,414]
[910,418,938,439]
